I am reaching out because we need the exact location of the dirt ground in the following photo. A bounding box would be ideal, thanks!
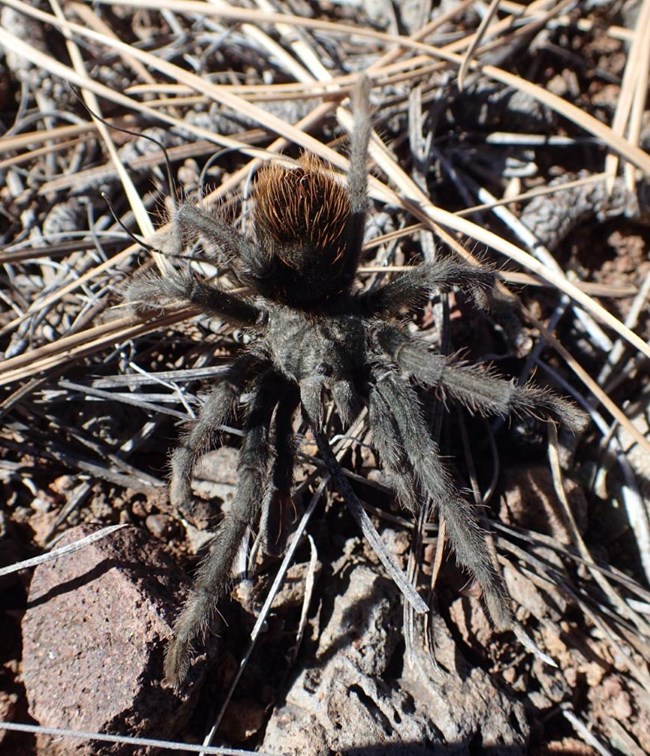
[1,1,650,754]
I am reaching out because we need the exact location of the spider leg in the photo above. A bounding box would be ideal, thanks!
[165,371,280,686]
[367,377,418,512]
[169,355,265,512]
[261,384,300,554]
[165,202,267,278]
[127,268,261,326]
[358,258,503,318]
[377,327,587,434]
[301,386,428,614]
[370,367,512,629]
[342,75,372,286]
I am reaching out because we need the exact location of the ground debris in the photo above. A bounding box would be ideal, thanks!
[262,563,528,755]
[2,0,650,752]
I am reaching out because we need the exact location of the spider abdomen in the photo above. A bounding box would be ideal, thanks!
[251,155,355,306]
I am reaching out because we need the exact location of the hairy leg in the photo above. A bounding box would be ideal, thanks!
[358,258,502,318]
[262,384,299,554]
[302,393,428,614]
[377,327,587,434]
[371,368,512,629]
[368,379,418,511]
[165,372,280,686]
[127,269,261,326]
[342,75,372,286]
[169,355,265,512]
[165,202,267,277]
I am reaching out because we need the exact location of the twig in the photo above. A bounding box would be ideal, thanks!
[201,478,329,753]
[562,708,612,756]
[0,721,268,756]
[0,525,126,578]
[309,426,428,615]
[547,425,650,637]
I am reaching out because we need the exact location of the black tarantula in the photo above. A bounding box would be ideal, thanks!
[129,77,586,687]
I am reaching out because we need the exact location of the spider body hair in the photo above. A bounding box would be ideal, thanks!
[127,76,586,687]
[253,154,352,297]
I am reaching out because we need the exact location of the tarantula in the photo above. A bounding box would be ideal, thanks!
[129,77,585,687]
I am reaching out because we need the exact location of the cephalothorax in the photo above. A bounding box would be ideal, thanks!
[129,77,585,686]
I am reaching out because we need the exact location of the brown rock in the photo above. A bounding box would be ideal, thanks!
[22,524,197,754]
[144,513,179,541]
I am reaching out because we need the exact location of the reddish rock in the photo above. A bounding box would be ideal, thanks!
[22,525,198,754]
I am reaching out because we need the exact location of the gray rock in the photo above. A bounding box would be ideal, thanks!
[262,564,529,754]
